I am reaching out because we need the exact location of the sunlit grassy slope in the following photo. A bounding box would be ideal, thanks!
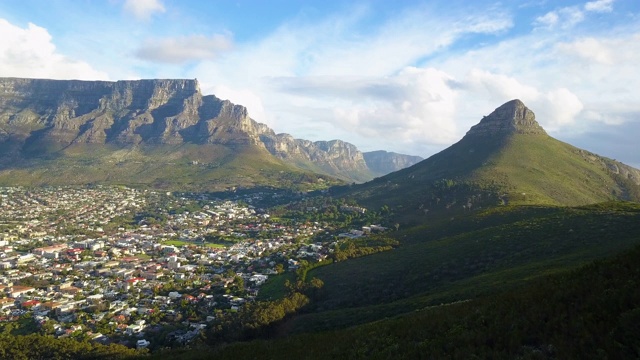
[0,143,341,191]
[340,132,640,225]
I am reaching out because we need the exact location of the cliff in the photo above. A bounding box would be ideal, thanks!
[0,77,419,185]
[363,151,424,177]
[465,99,546,137]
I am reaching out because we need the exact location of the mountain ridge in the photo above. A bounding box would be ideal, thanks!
[0,77,420,186]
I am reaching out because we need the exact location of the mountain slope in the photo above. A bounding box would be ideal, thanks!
[0,77,419,187]
[341,99,640,221]
[180,231,640,360]
[363,150,423,177]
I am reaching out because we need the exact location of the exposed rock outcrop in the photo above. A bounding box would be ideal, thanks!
[466,99,546,137]
[363,151,424,177]
[0,77,419,183]
[260,133,372,182]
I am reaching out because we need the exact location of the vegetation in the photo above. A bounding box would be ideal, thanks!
[0,333,141,360]
[173,243,640,359]
[0,143,343,192]
[332,236,399,262]
[205,292,310,344]
[286,202,640,333]
[339,132,640,224]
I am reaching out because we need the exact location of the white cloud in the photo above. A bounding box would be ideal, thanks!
[186,4,514,151]
[135,34,233,64]
[542,88,584,127]
[305,7,513,78]
[123,0,165,21]
[0,19,107,80]
[453,70,583,130]
[465,69,541,104]
[203,83,268,124]
[328,67,460,145]
[534,7,585,29]
[556,37,613,64]
[533,0,615,30]
[584,0,614,13]
[179,3,640,161]
[535,11,559,27]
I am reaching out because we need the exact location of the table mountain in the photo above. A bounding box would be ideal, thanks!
[0,77,417,187]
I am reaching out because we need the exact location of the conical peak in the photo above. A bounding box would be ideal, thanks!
[465,99,546,137]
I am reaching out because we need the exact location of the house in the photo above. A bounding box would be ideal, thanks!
[10,285,34,298]
[183,294,196,302]
[21,299,41,309]
[40,301,63,312]
[126,320,146,335]
[0,297,15,310]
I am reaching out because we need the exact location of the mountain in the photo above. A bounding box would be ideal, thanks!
[363,150,423,177]
[341,99,640,222]
[260,134,374,182]
[0,77,417,187]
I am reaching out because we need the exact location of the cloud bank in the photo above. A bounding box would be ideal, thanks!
[135,34,233,64]
[0,19,107,80]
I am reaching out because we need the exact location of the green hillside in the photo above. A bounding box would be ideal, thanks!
[178,235,640,360]
[267,202,640,334]
[0,143,341,191]
[338,100,640,224]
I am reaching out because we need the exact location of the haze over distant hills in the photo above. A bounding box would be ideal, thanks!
[0,77,420,188]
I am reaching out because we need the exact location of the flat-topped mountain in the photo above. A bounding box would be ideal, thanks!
[0,77,418,187]
[342,99,640,222]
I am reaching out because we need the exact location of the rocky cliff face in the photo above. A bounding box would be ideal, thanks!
[363,150,424,177]
[0,78,267,148]
[0,77,419,183]
[260,133,372,182]
[466,99,546,137]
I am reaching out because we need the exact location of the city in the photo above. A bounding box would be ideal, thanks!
[0,186,388,351]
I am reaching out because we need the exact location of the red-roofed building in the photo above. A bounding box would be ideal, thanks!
[21,299,41,309]
[183,294,197,302]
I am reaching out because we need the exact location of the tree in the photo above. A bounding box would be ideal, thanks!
[233,276,245,293]
[275,264,284,274]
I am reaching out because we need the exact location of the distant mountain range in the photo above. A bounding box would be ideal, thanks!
[341,99,640,222]
[0,77,421,188]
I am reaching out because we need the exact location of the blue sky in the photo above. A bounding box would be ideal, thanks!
[1,0,639,167]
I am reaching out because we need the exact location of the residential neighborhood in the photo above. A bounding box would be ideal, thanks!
[0,186,384,350]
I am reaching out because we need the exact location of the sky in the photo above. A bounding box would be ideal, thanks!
[0,0,639,167]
